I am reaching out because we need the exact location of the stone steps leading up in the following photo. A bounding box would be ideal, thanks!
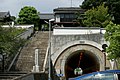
[11,31,49,72]
[0,72,27,80]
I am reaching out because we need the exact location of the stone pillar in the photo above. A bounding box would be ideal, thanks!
[32,48,39,72]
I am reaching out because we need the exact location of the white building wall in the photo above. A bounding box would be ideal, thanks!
[2,24,34,29]
[53,27,106,35]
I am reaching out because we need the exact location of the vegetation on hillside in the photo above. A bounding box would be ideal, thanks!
[105,21,120,68]
[81,0,120,24]
[105,22,120,59]
[77,4,111,28]
[0,25,26,70]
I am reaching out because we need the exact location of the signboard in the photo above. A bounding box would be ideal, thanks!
[74,67,83,75]
[57,74,64,77]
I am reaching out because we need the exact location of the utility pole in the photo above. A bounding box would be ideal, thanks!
[48,19,54,80]
[71,0,72,7]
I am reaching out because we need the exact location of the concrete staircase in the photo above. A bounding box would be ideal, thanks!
[12,31,49,72]
[0,72,27,80]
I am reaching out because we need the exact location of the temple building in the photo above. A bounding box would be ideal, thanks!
[53,7,86,27]
[39,7,86,30]
[0,11,11,23]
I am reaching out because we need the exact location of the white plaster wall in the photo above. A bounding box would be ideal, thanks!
[2,24,34,28]
[53,27,106,35]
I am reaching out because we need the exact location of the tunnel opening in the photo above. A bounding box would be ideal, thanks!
[65,50,100,79]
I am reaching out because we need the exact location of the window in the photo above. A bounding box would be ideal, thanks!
[59,14,76,22]
[60,14,64,18]
[65,14,69,18]
[69,14,75,18]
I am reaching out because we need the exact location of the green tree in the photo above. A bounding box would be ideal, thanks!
[81,0,105,9]
[104,22,120,60]
[0,25,26,70]
[81,4,111,27]
[10,16,16,22]
[0,26,25,55]
[108,1,120,24]
[81,0,120,24]
[17,6,40,30]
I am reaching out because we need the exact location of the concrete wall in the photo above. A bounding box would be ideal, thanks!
[53,27,105,35]
[51,27,107,55]
[2,24,34,28]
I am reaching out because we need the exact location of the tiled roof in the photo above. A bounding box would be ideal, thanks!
[54,7,82,11]
[54,7,86,14]
[0,12,10,18]
[39,13,54,19]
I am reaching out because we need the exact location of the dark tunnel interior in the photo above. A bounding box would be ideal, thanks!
[65,50,100,79]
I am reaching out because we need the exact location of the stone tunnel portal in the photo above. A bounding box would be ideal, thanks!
[65,50,100,79]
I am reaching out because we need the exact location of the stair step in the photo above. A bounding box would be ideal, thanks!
[0,72,27,80]
[11,31,49,72]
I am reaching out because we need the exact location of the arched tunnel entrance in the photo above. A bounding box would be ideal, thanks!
[52,44,106,80]
[65,50,100,79]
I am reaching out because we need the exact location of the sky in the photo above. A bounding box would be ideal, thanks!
[0,0,84,16]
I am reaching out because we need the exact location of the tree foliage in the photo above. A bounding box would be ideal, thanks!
[81,4,111,27]
[81,0,120,24]
[81,0,104,9]
[105,22,120,59]
[0,26,25,56]
[0,25,26,70]
[109,1,120,24]
[17,6,40,27]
